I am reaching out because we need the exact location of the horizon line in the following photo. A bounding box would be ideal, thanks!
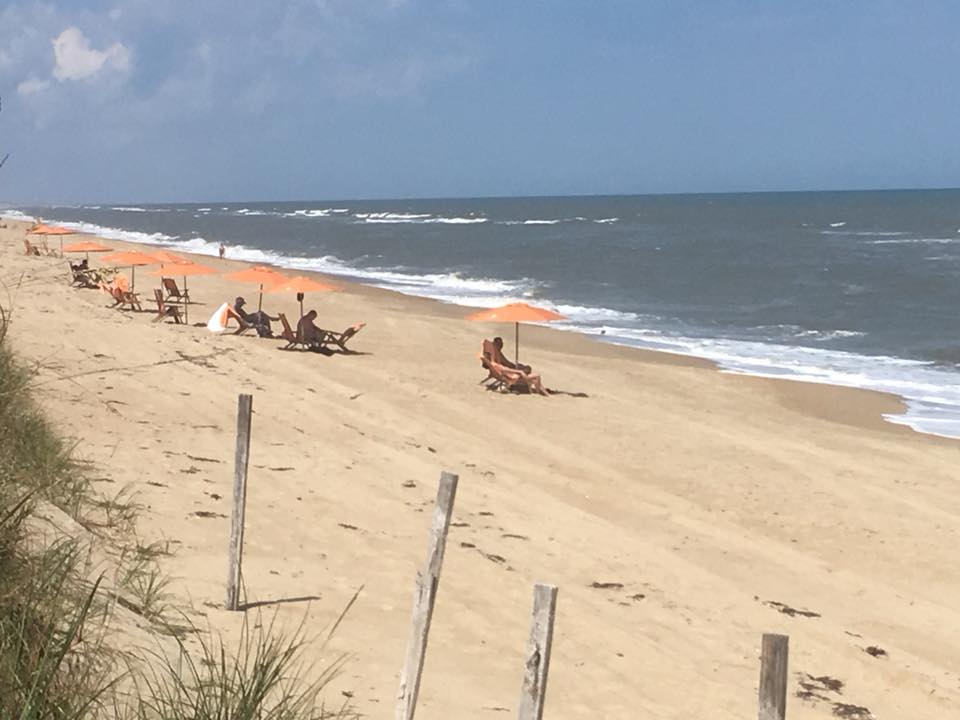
[4,184,960,208]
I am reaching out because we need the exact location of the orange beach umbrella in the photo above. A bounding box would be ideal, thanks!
[62,239,111,261]
[466,302,566,365]
[150,250,192,266]
[267,275,340,318]
[100,250,160,291]
[150,260,217,325]
[29,224,77,255]
[225,265,285,311]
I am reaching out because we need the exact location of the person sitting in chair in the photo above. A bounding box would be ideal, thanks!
[297,309,326,347]
[481,338,547,395]
[490,336,533,374]
[233,296,278,337]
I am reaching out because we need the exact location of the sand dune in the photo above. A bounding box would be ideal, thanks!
[3,219,959,718]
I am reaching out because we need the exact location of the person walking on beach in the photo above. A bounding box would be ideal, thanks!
[218,242,226,261]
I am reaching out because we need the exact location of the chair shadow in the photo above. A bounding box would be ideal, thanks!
[547,388,589,398]
[238,594,321,612]
[275,345,372,356]
[313,347,373,357]
[482,383,588,398]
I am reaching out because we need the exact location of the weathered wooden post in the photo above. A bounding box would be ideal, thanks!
[225,393,253,611]
[758,633,789,720]
[395,471,459,720]
[517,583,558,720]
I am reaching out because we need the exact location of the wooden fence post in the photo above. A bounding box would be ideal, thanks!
[395,471,459,720]
[225,393,253,611]
[758,633,789,720]
[517,583,558,720]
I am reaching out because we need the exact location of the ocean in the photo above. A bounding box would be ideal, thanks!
[8,189,960,438]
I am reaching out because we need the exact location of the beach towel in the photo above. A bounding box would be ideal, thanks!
[207,302,231,333]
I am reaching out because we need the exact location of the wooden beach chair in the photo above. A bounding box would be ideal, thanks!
[479,339,540,394]
[23,239,40,256]
[317,322,366,353]
[153,289,183,324]
[69,262,88,286]
[72,270,99,289]
[479,339,501,388]
[118,289,142,312]
[100,278,124,306]
[162,277,190,304]
[277,313,308,350]
[106,276,141,311]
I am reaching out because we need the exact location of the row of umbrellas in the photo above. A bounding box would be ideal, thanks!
[40,225,567,362]
[59,241,341,324]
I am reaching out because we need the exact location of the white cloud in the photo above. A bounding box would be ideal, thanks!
[52,26,130,81]
[17,77,49,95]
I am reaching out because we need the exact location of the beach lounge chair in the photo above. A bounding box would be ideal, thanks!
[100,279,124,306]
[68,262,98,289]
[479,339,542,394]
[162,277,190,304]
[317,322,366,353]
[102,276,140,311]
[23,239,40,256]
[117,289,142,312]
[153,289,183,324]
[277,313,309,350]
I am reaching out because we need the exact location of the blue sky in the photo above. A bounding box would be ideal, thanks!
[2,1,959,203]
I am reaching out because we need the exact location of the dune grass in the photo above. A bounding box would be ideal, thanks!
[0,303,355,718]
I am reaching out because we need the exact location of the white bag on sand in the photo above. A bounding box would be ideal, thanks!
[207,302,230,333]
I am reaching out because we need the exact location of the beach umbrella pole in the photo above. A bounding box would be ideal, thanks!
[258,284,263,312]
[184,276,189,325]
[515,321,520,366]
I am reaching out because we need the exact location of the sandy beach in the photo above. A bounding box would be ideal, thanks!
[3,218,959,718]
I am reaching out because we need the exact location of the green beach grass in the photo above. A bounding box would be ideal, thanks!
[0,303,355,719]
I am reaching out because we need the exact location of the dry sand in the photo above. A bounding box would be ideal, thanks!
[3,219,959,718]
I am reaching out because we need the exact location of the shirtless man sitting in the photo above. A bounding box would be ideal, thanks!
[483,337,547,395]
[297,309,326,347]
[490,336,533,374]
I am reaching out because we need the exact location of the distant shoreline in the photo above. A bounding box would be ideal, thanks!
[3,212,926,442]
